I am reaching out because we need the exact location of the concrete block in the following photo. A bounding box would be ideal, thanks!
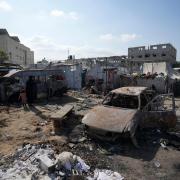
[38,155,55,173]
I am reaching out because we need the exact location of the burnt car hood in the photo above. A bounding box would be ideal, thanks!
[82,105,139,134]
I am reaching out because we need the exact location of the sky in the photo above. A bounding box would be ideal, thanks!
[0,0,180,62]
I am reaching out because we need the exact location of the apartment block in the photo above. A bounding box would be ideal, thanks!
[0,29,34,66]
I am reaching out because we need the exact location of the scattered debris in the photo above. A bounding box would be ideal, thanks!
[37,154,55,173]
[68,143,75,148]
[69,124,86,143]
[0,144,92,179]
[154,161,161,168]
[0,89,180,179]
[0,144,53,179]
[87,169,124,180]
[160,139,168,149]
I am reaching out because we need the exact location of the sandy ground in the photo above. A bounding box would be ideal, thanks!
[0,93,180,179]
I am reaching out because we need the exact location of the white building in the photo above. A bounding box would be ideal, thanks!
[0,29,34,66]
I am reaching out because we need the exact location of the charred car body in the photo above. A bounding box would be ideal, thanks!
[82,87,177,146]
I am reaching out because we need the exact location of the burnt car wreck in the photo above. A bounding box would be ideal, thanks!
[82,87,177,146]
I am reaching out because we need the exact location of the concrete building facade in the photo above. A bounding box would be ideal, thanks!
[0,29,34,66]
[66,55,128,70]
[128,43,176,64]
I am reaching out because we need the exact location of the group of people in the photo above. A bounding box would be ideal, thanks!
[17,74,65,108]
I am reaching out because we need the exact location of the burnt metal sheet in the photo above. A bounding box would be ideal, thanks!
[111,87,147,96]
[82,105,139,133]
[140,111,177,129]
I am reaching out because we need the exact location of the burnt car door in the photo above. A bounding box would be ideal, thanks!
[140,93,177,129]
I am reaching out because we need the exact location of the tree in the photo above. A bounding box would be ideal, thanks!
[0,49,9,64]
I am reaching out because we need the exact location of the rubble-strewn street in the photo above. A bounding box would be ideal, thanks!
[0,91,180,180]
[1,1,180,179]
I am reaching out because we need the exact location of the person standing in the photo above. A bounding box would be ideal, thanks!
[26,76,33,104]
[32,76,37,101]
[19,88,27,108]
[46,75,53,101]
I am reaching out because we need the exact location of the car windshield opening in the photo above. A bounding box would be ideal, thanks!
[103,93,139,109]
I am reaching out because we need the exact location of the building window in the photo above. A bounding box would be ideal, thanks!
[145,54,150,58]
[138,55,142,58]
[162,45,166,49]
[152,46,157,50]
[153,54,157,57]
[162,53,166,57]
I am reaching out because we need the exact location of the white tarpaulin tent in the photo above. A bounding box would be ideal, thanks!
[143,62,167,74]
[143,62,180,79]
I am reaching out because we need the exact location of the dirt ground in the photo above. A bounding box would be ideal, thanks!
[0,92,180,180]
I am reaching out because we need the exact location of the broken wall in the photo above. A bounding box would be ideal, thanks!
[86,63,119,89]
[119,75,168,93]
[136,77,166,93]
[51,64,82,90]
[64,64,82,90]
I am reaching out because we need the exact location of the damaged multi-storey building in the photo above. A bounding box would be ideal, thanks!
[119,43,180,95]
[128,43,176,63]
[0,29,34,67]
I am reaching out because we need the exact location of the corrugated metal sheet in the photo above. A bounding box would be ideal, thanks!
[4,70,21,77]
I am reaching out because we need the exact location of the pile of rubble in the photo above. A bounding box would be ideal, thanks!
[65,90,103,115]
[0,144,124,180]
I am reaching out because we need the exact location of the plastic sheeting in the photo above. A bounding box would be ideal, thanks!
[143,62,180,79]
[87,169,124,180]
[143,62,167,74]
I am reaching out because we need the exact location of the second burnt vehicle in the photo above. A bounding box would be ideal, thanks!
[82,87,177,146]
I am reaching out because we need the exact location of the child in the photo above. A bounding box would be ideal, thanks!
[19,88,27,108]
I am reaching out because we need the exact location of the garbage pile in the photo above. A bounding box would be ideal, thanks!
[67,90,103,100]
[0,144,55,180]
[67,90,103,114]
[0,144,124,180]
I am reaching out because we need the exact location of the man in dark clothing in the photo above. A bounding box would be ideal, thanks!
[26,76,33,104]
[32,77,37,100]
[26,76,37,104]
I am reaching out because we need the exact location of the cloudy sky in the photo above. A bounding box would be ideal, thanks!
[0,0,180,62]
